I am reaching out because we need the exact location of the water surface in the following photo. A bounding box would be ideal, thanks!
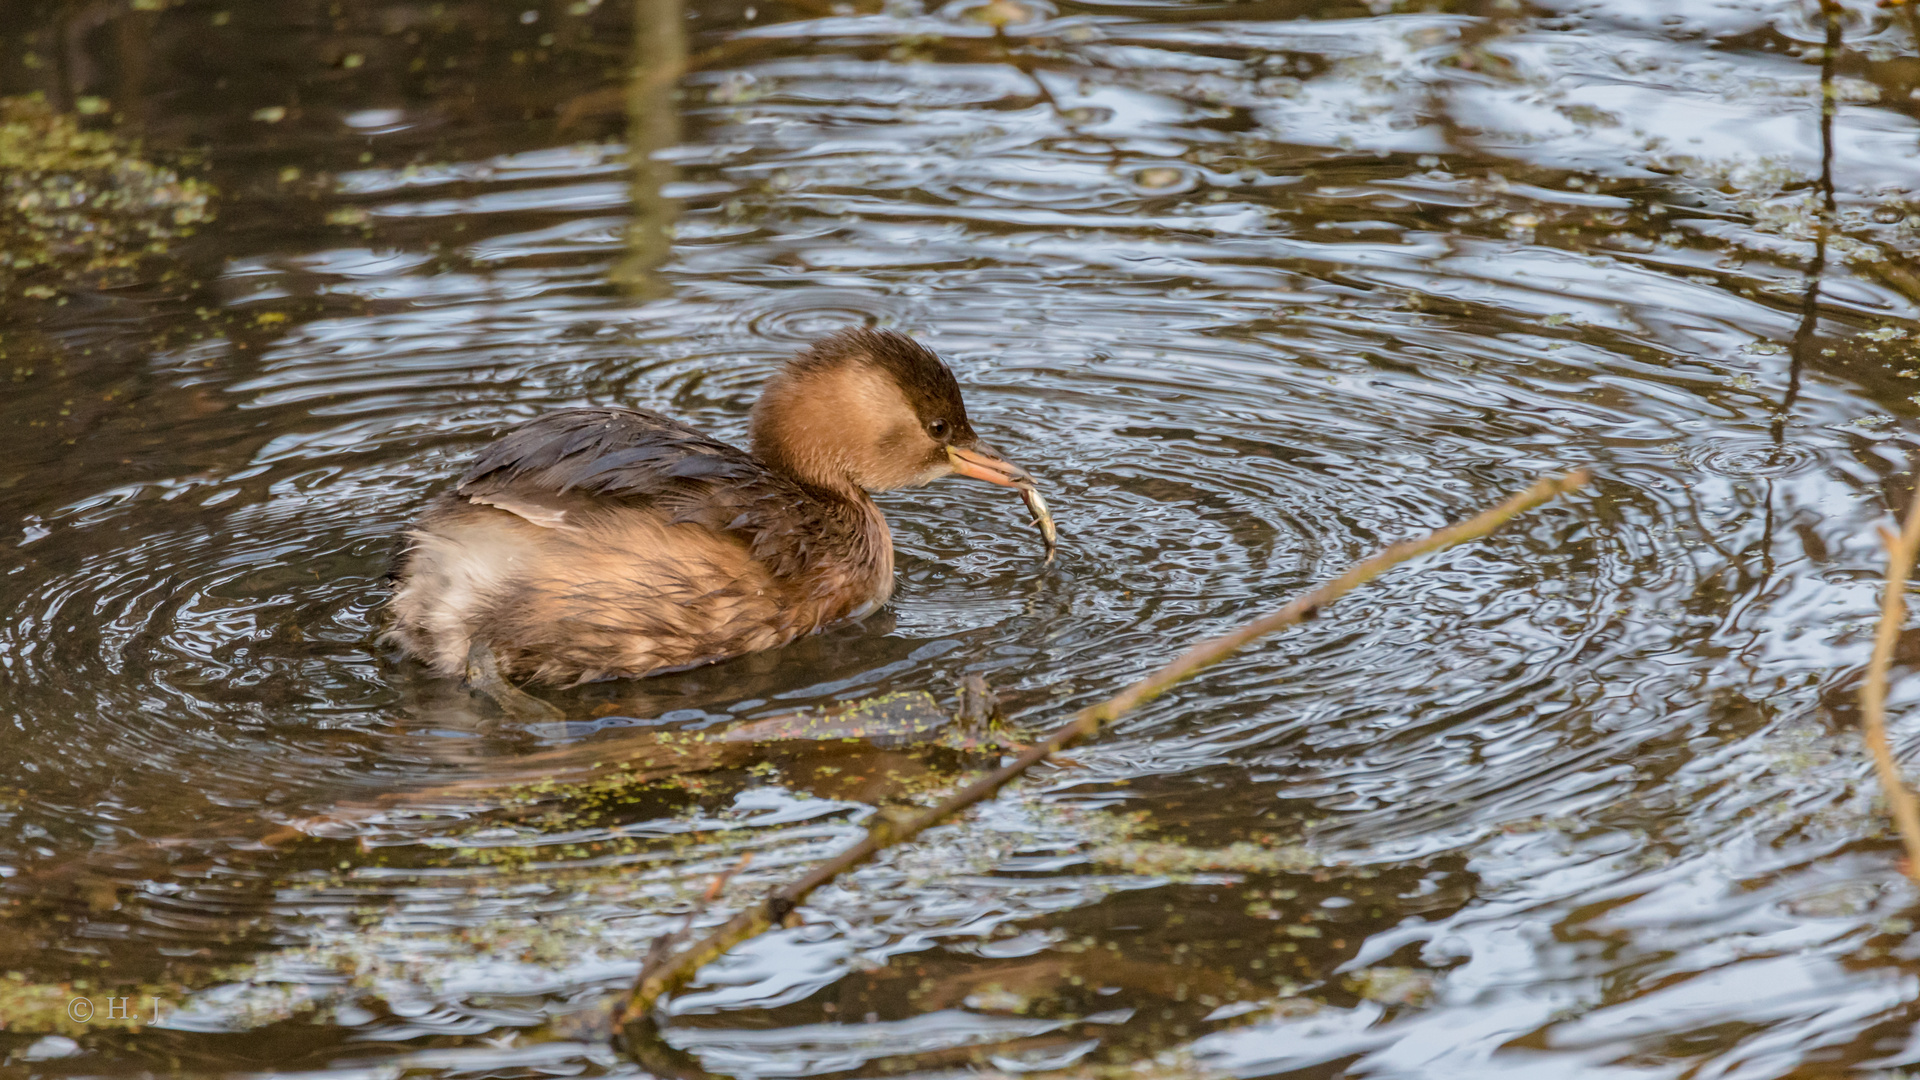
[6,0,1920,1075]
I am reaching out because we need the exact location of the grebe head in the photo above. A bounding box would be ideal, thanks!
[749,328,1032,494]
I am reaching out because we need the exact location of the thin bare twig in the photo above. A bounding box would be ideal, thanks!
[1863,493,1920,884]
[612,467,1591,1037]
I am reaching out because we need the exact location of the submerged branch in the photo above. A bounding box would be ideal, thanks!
[12,690,984,900]
[1863,493,1920,885]
[613,467,1591,1039]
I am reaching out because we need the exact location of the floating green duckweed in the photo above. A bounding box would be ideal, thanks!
[1084,839,1320,878]
[0,972,183,1035]
[1343,966,1437,1007]
[0,95,213,299]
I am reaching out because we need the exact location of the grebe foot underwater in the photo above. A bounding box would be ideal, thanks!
[464,640,566,720]
[387,329,1054,688]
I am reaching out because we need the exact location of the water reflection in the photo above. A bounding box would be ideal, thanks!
[5,0,1920,1075]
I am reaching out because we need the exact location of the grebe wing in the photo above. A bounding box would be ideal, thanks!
[452,408,834,577]
[457,408,763,500]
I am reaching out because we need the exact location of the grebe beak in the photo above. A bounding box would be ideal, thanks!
[945,442,1033,486]
[947,441,1057,559]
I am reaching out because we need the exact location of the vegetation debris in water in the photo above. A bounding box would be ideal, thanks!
[0,95,213,300]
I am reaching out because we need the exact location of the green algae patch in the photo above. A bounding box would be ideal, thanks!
[0,973,184,1035]
[721,691,954,747]
[0,96,213,299]
[1083,839,1320,878]
[482,691,968,811]
[1343,965,1437,1007]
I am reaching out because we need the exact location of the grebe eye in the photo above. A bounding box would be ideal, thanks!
[928,418,949,439]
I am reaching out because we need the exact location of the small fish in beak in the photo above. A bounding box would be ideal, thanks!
[1017,482,1057,561]
[946,443,1058,561]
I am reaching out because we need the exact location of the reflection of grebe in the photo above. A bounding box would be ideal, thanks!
[387,329,1043,686]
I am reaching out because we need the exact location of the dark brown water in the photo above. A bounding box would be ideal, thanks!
[8,0,1920,1074]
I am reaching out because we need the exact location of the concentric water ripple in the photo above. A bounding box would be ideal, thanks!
[1696,438,1823,478]
[739,288,911,343]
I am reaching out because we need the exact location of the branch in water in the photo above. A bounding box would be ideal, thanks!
[1862,490,1920,884]
[612,467,1592,1040]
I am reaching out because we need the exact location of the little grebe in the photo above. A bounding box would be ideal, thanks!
[387,328,1052,687]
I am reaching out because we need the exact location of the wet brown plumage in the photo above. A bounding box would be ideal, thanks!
[385,329,1038,686]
